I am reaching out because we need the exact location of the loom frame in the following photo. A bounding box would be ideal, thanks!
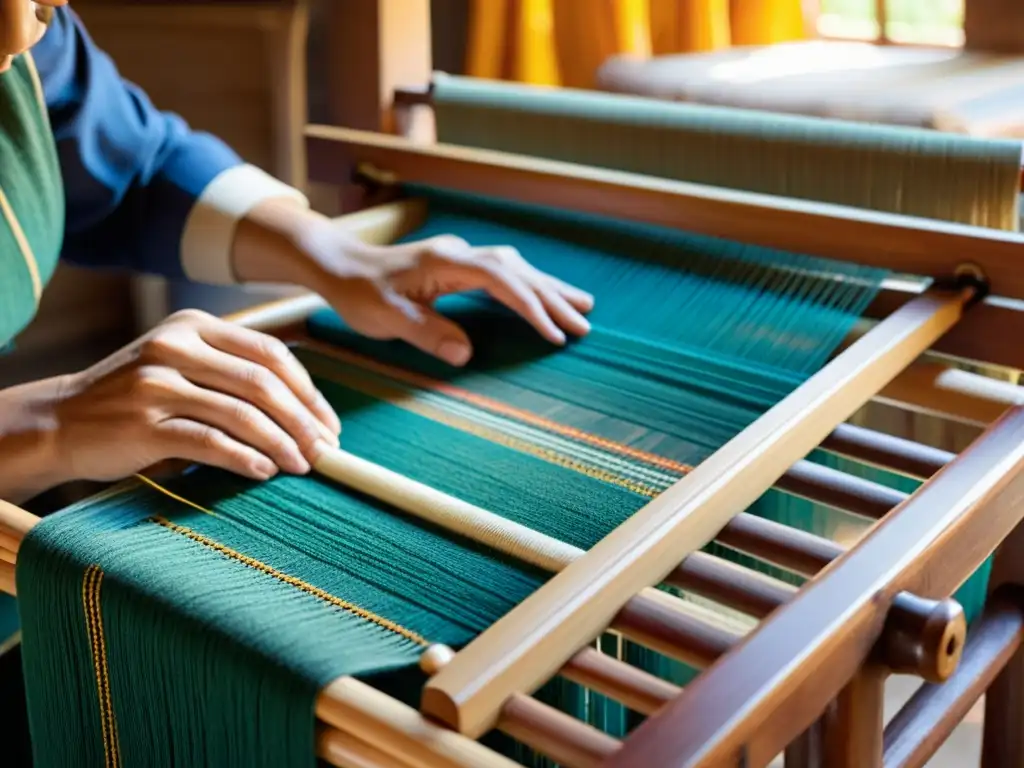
[2,174,1024,766]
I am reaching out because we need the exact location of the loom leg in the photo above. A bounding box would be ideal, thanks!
[821,666,885,768]
[783,719,823,768]
[982,522,1024,767]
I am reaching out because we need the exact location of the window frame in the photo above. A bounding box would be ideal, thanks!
[808,0,965,49]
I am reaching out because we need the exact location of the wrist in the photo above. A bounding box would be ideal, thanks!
[0,376,74,504]
[231,198,335,290]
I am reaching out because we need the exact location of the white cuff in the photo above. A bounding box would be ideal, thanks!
[180,164,309,285]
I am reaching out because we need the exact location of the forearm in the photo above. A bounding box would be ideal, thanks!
[230,198,343,290]
[0,377,69,504]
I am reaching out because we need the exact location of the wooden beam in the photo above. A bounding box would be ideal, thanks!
[608,405,1024,767]
[419,288,972,738]
[306,126,1024,304]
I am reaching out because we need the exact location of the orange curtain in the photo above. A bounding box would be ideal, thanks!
[465,0,807,88]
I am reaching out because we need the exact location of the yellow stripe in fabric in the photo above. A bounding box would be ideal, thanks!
[150,517,430,648]
[82,565,121,768]
[305,358,662,499]
[0,184,42,301]
[303,341,695,476]
[134,473,217,517]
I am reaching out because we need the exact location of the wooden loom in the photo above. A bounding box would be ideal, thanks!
[3,122,1024,767]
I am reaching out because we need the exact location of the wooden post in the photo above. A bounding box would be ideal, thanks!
[822,666,886,768]
[326,0,433,135]
[982,522,1024,767]
[324,0,433,211]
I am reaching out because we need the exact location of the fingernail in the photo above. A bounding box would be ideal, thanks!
[312,439,334,463]
[439,340,471,367]
[254,458,277,480]
[288,448,311,475]
[316,420,341,447]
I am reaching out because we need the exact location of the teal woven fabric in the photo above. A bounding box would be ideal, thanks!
[431,73,1023,230]
[16,190,985,768]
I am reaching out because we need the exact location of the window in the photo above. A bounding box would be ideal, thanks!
[815,0,965,47]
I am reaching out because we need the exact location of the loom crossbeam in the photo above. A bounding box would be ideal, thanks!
[9,78,1024,765]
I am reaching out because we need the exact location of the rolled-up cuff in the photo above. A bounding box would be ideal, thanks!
[180,164,309,285]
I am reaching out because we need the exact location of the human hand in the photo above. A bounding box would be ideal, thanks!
[39,310,340,487]
[233,201,595,367]
[311,230,595,366]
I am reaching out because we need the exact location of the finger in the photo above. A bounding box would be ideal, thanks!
[157,418,279,481]
[199,323,342,438]
[171,344,336,461]
[378,289,475,367]
[544,275,595,313]
[537,286,591,338]
[169,380,312,475]
[471,267,567,346]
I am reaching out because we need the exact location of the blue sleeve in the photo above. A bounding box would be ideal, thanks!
[32,7,244,278]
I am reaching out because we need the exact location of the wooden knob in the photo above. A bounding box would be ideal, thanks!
[881,593,966,683]
[419,644,456,676]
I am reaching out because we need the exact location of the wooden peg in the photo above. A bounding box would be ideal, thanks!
[881,594,967,684]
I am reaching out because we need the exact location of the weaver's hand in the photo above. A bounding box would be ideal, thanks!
[0,310,341,502]
[234,200,595,367]
[313,232,594,367]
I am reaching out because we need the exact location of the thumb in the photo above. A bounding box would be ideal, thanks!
[381,289,474,367]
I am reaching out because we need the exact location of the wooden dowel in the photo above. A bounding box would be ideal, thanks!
[821,423,953,480]
[316,446,745,666]
[776,460,907,520]
[316,677,521,768]
[717,513,843,577]
[615,591,741,669]
[497,694,621,768]
[426,646,632,768]
[0,500,39,554]
[610,404,1024,767]
[318,726,412,768]
[559,647,679,716]
[877,362,1024,428]
[884,588,1024,768]
[666,551,797,619]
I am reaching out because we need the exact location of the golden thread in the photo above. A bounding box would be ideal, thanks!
[302,341,694,475]
[306,360,661,499]
[134,473,216,516]
[150,517,429,647]
[82,565,121,768]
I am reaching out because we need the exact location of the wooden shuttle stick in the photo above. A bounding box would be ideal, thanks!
[420,287,973,738]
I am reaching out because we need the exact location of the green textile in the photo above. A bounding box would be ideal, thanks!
[0,52,65,348]
[18,189,934,768]
[431,72,1024,230]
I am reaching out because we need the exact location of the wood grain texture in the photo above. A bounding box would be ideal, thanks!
[420,290,971,738]
[886,587,1024,768]
[608,404,1024,768]
[307,127,1024,301]
[821,666,886,768]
